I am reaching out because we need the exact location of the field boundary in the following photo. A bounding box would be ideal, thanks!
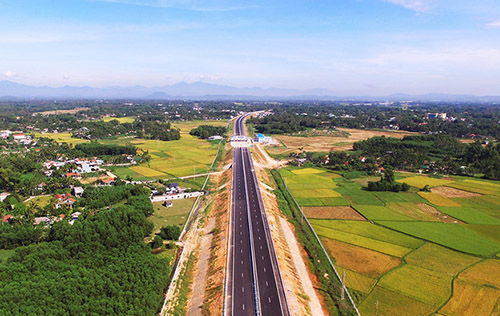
[273,170,361,315]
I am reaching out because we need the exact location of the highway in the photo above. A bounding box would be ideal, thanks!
[226,114,289,316]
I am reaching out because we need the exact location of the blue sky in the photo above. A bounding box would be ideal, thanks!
[1,0,500,95]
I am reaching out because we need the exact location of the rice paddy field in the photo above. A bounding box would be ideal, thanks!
[105,120,227,179]
[34,132,89,145]
[279,166,500,315]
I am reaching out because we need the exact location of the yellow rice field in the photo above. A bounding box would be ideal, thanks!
[130,166,167,177]
[397,176,454,189]
[417,192,461,207]
[439,280,500,316]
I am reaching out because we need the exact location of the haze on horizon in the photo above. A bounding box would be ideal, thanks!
[1,0,500,96]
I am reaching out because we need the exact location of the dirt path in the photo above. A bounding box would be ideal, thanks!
[187,217,216,316]
[280,217,325,315]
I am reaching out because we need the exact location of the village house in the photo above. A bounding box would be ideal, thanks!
[72,187,84,197]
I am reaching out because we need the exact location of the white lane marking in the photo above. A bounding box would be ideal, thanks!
[266,281,269,286]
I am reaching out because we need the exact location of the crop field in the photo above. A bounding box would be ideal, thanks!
[359,287,435,316]
[417,192,461,207]
[445,178,500,195]
[353,205,415,221]
[372,191,427,204]
[35,132,89,145]
[397,175,454,189]
[378,264,453,307]
[281,167,347,205]
[290,168,325,175]
[377,221,500,256]
[466,224,500,243]
[439,280,500,316]
[333,265,377,294]
[130,165,167,177]
[314,225,413,257]
[311,220,423,249]
[385,202,439,221]
[302,206,365,220]
[279,165,500,313]
[322,238,401,277]
[404,243,480,276]
[100,120,226,179]
[459,259,500,288]
[436,206,500,225]
[102,116,135,123]
[150,197,196,232]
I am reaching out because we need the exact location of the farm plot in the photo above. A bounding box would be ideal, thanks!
[359,287,435,316]
[418,192,461,207]
[373,191,427,204]
[378,264,453,307]
[311,220,424,249]
[377,221,500,256]
[385,202,439,221]
[466,224,500,243]
[439,280,500,316]
[295,197,350,206]
[353,205,415,221]
[397,176,454,189]
[458,259,500,288]
[446,180,499,195]
[290,168,325,175]
[35,132,89,145]
[302,206,365,220]
[333,265,377,294]
[322,238,401,278]
[129,166,167,178]
[404,243,480,276]
[436,206,500,225]
[314,226,412,257]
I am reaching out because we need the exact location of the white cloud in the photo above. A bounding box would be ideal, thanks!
[3,71,17,78]
[487,19,500,28]
[383,0,434,12]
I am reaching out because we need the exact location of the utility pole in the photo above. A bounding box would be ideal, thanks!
[341,270,345,300]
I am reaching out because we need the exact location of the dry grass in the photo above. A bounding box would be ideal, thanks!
[303,206,365,220]
[439,280,500,316]
[323,238,401,278]
[34,107,89,115]
[267,127,415,155]
[432,186,480,198]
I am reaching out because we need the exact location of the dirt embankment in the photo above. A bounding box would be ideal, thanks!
[185,145,233,316]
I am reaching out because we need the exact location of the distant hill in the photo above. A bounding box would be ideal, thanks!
[0,80,499,101]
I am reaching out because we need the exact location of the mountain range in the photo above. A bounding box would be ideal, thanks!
[0,80,499,102]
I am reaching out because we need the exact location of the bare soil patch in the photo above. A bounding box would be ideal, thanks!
[432,186,480,198]
[416,203,465,224]
[322,238,401,278]
[303,206,366,220]
[34,107,90,116]
[269,128,415,154]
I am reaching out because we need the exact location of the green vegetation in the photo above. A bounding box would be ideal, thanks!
[159,225,182,241]
[436,206,500,224]
[0,205,170,315]
[75,142,136,156]
[377,221,500,256]
[271,169,355,315]
[151,198,196,231]
[352,205,415,221]
[189,125,227,139]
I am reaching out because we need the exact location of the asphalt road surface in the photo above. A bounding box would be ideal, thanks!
[226,114,289,316]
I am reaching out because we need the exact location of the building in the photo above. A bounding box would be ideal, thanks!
[255,133,272,143]
[208,135,223,140]
[72,187,84,197]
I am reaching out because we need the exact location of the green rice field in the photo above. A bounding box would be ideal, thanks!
[279,166,500,315]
